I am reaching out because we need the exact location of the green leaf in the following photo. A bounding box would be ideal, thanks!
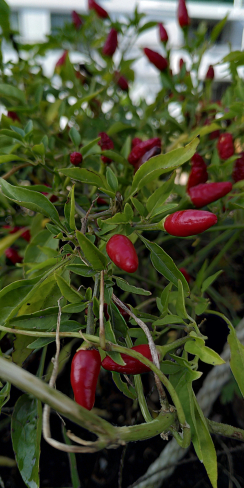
[146,172,176,214]
[201,270,223,293]
[101,150,127,166]
[227,323,244,397]
[107,302,128,337]
[124,203,133,221]
[185,340,225,365]
[138,20,158,33]
[12,394,42,488]
[0,277,39,323]
[112,372,137,400]
[153,314,186,326]
[69,127,81,147]
[131,197,147,217]
[103,212,128,225]
[71,87,105,110]
[76,230,107,271]
[106,167,118,192]
[69,185,76,230]
[32,143,45,156]
[55,274,84,303]
[0,227,27,256]
[107,122,131,135]
[0,381,10,413]
[0,129,25,142]
[0,179,61,227]
[0,83,26,104]
[129,138,199,197]
[211,15,228,42]
[66,264,96,277]
[24,229,59,266]
[81,137,101,157]
[115,277,151,296]
[160,283,172,313]
[176,280,188,318]
[59,168,107,189]
[140,236,190,296]
[0,154,27,163]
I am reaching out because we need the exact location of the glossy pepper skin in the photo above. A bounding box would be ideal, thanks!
[128,137,161,165]
[102,344,156,374]
[217,133,234,160]
[205,65,214,80]
[72,11,83,29]
[5,248,23,264]
[98,132,114,163]
[143,48,168,71]
[114,71,129,91]
[187,153,208,191]
[159,23,168,43]
[88,0,109,18]
[132,137,142,148]
[103,28,118,57]
[232,152,244,182]
[106,235,139,273]
[179,267,191,283]
[70,152,83,166]
[178,0,190,28]
[70,349,101,410]
[133,146,161,173]
[164,210,217,237]
[188,182,232,208]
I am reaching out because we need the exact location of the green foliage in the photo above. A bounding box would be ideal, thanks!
[0,1,243,487]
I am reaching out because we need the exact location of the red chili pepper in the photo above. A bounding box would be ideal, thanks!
[217,133,234,160]
[88,0,109,18]
[128,137,161,165]
[70,152,83,166]
[5,248,23,264]
[103,28,118,57]
[178,0,190,28]
[3,225,31,242]
[133,146,161,173]
[143,48,168,71]
[163,209,217,237]
[132,138,142,148]
[188,182,232,208]
[106,235,138,273]
[114,71,129,91]
[232,152,244,182]
[159,23,168,43]
[102,344,157,374]
[55,50,68,68]
[205,65,214,80]
[72,10,83,29]
[7,111,20,122]
[179,267,191,283]
[187,153,208,191]
[97,197,108,206]
[98,132,114,163]
[70,349,101,410]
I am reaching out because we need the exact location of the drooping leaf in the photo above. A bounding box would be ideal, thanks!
[76,230,107,270]
[12,394,42,488]
[115,277,151,296]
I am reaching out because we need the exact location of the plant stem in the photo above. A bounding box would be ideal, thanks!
[207,419,244,441]
[99,270,106,349]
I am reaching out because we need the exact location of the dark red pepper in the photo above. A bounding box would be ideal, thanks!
[55,50,68,68]
[7,111,20,122]
[187,153,208,191]
[164,209,217,237]
[205,65,214,80]
[70,152,83,166]
[42,184,58,203]
[178,0,190,28]
[5,248,23,264]
[188,182,232,208]
[232,152,244,182]
[132,138,142,148]
[114,71,129,91]
[128,137,161,165]
[143,48,168,71]
[106,235,138,273]
[133,146,161,173]
[98,132,114,163]
[217,133,234,160]
[3,225,31,242]
[102,344,157,374]
[72,10,83,29]
[88,0,109,18]
[97,197,108,206]
[179,267,191,283]
[103,28,118,57]
[159,23,168,43]
[70,349,101,410]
